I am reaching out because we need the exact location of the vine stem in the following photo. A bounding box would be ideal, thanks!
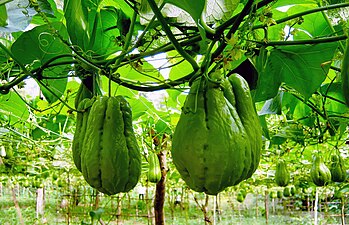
[146,0,199,72]
[248,35,347,46]
[215,0,276,35]
[318,3,345,52]
[252,2,349,30]
[109,7,139,96]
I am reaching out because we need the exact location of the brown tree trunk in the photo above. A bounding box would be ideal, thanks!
[11,186,24,225]
[154,150,167,225]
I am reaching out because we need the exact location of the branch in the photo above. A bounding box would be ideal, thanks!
[252,2,349,30]
[105,69,197,92]
[215,0,276,35]
[146,0,199,71]
[248,35,347,46]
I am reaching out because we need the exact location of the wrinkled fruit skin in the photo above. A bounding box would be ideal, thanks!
[310,156,331,187]
[72,97,95,172]
[275,160,290,187]
[147,151,162,183]
[74,96,141,195]
[330,155,346,183]
[172,74,262,195]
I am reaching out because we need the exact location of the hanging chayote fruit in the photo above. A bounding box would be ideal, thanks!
[172,73,262,195]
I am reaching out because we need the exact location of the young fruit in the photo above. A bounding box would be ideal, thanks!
[330,154,346,182]
[147,151,161,183]
[310,156,331,186]
[275,159,290,187]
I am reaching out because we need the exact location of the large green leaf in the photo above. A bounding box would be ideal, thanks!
[289,5,332,39]
[293,101,315,127]
[11,22,72,104]
[64,0,100,51]
[89,7,126,56]
[64,0,123,56]
[0,91,29,124]
[11,22,71,66]
[254,42,338,102]
[164,0,205,24]
[37,66,69,104]
[320,83,348,115]
[128,95,157,120]
[274,43,337,99]
[63,0,88,49]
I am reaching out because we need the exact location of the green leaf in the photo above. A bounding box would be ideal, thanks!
[90,7,125,56]
[320,82,348,115]
[64,0,123,56]
[31,115,71,140]
[0,38,11,63]
[289,5,332,39]
[164,0,209,41]
[168,50,193,81]
[258,115,270,140]
[11,22,72,104]
[37,66,69,104]
[0,91,29,125]
[31,0,63,25]
[271,134,287,145]
[253,47,281,102]
[282,91,299,112]
[257,42,337,101]
[100,0,134,18]
[271,125,305,145]
[128,96,156,120]
[0,5,7,27]
[63,0,93,51]
[293,101,315,127]
[206,0,240,22]
[11,22,71,66]
[259,91,283,115]
[164,0,205,24]
[119,60,164,83]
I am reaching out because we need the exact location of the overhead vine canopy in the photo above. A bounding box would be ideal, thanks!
[0,0,348,140]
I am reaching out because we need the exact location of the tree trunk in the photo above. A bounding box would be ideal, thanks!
[11,186,24,225]
[154,150,167,225]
